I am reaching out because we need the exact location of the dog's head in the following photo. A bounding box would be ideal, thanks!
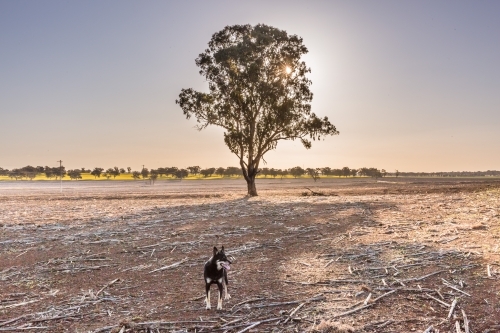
[212,246,231,271]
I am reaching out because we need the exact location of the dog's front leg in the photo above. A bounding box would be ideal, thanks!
[205,283,211,310]
[224,281,231,300]
[216,282,223,310]
[224,270,231,300]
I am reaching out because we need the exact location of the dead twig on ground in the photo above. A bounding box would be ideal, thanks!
[96,278,120,297]
[332,290,396,318]
[149,258,188,273]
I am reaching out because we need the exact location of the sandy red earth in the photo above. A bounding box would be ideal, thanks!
[1,178,500,332]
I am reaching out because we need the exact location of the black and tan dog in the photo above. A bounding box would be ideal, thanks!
[204,246,231,310]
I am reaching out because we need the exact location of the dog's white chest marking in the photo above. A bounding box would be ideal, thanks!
[206,277,212,284]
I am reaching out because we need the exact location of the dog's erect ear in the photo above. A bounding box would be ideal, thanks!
[221,246,225,253]
[213,247,218,256]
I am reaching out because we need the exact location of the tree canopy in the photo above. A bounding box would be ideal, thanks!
[177,24,338,195]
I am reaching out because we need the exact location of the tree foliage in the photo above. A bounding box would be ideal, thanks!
[91,167,104,179]
[141,168,149,179]
[200,167,216,177]
[150,169,159,184]
[187,166,201,175]
[289,166,305,178]
[177,24,338,195]
[306,168,320,182]
[174,169,189,180]
[67,169,82,180]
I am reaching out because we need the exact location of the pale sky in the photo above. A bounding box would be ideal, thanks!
[1,1,499,172]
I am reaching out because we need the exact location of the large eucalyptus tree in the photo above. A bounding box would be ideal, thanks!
[177,24,338,196]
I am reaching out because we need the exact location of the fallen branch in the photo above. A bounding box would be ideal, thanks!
[149,258,188,273]
[304,187,325,196]
[0,327,48,331]
[332,290,396,318]
[0,315,29,328]
[250,295,324,309]
[31,312,92,323]
[424,293,450,307]
[92,320,220,333]
[448,298,458,319]
[284,302,306,324]
[461,309,470,333]
[231,297,264,311]
[96,278,120,297]
[235,317,281,333]
[442,278,471,297]
[0,299,40,310]
[395,270,446,284]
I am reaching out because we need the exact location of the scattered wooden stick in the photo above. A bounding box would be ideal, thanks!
[455,320,462,333]
[304,187,325,196]
[448,298,458,319]
[251,295,324,309]
[235,321,261,333]
[186,295,205,302]
[231,297,264,311]
[0,327,48,331]
[444,284,471,297]
[461,309,470,333]
[284,302,306,324]
[96,278,120,297]
[396,270,446,284]
[377,320,393,328]
[425,293,450,307]
[332,290,396,318]
[31,312,90,323]
[0,299,40,310]
[149,258,188,273]
[423,325,434,333]
[220,318,244,328]
[0,315,28,328]
[235,317,281,333]
[363,293,372,305]
[442,279,471,296]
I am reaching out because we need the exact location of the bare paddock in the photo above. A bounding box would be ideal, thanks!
[1,178,499,332]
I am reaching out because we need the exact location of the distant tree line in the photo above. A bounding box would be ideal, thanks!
[1,165,499,181]
[0,166,69,180]
[392,170,500,177]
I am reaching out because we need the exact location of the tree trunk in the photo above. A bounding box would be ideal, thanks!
[246,174,258,196]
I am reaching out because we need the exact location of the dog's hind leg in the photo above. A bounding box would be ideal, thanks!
[223,270,231,300]
[216,281,223,310]
[205,283,211,310]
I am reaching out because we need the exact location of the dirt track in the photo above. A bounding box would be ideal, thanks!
[1,178,500,332]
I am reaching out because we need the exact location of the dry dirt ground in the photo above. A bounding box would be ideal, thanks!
[1,178,500,333]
